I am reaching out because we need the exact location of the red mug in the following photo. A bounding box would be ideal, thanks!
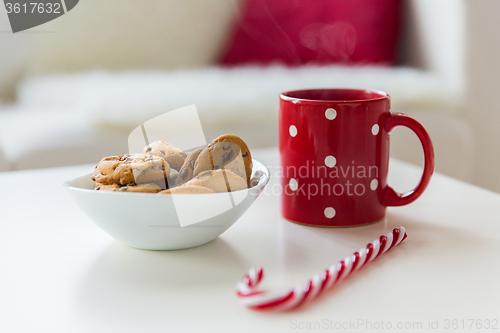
[279,89,434,227]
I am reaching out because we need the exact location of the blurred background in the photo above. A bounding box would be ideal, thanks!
[0,0,499,192]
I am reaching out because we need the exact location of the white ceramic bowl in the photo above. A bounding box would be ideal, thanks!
[64,159,269,250]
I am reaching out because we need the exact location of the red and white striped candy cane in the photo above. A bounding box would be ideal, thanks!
[237,227,407,311]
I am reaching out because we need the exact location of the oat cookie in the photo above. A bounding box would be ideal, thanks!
[177,147,203,186]
[186,169,247,193]
[119,183,163,193]
[193,135,252,184]
[94,183,121,191]
[92,153,170,185]
[144,141,187,171]
[192,147,213,178]
[159,185,215,194]
[95,182,162,193]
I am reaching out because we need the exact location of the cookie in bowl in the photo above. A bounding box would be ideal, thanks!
[185,169,247,193]
[177,147,203,186]
[92,153,170,186]
[144,141,187,171]
[95,182,163,193]
[159,185,215,194]
[193,135,252,185]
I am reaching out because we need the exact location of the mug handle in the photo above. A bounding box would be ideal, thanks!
[384,112,435,206]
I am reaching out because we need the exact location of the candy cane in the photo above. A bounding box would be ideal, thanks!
[237,227,407,311]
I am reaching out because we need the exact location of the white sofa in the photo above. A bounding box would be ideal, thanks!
[0,0,473,184]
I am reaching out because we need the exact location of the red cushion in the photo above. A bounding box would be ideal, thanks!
[219,0,401,66]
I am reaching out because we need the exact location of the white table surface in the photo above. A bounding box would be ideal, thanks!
[1,147,499,333]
